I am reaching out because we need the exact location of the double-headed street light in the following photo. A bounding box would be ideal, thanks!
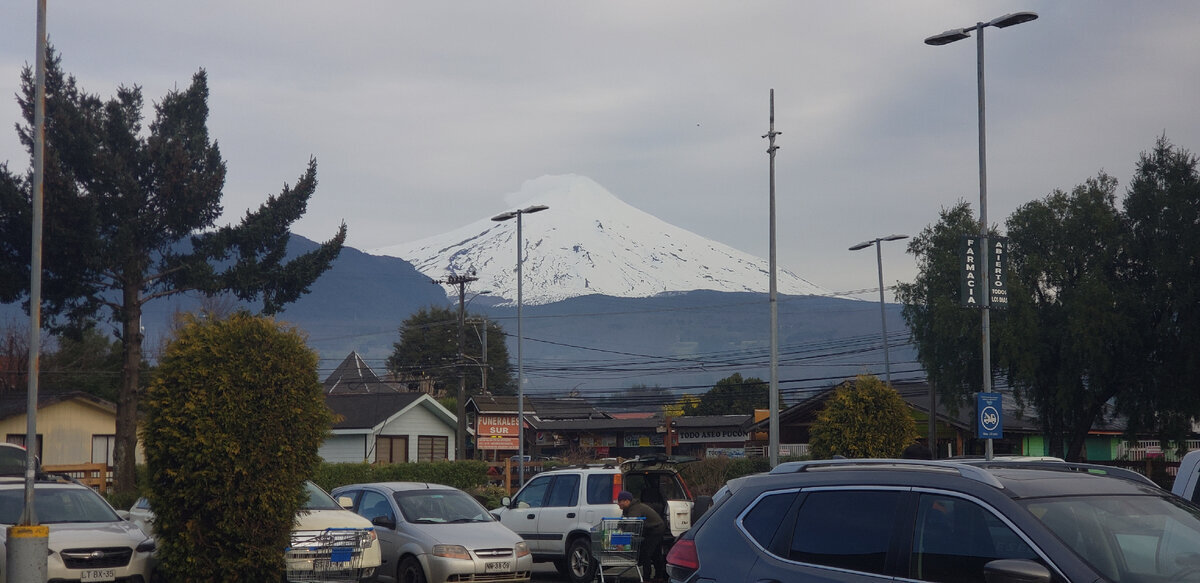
[491,204,548,487]
[849,234,908,386]
[926,11,1037,460]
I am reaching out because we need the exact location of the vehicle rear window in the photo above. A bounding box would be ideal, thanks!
[587,474,616,504]
[787,490,904,575]
[739,492,797,547]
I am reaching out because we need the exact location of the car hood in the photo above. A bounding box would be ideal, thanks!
[413,521,523,547]
[46,521,150,549]
[294,508,373,532]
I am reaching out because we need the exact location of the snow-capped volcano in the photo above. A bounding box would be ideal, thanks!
[371,175,829,305]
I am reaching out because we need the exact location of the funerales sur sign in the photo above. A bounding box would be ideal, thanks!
[961,236,1008,309]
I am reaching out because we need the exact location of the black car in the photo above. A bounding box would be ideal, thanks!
[666,459,1200,583]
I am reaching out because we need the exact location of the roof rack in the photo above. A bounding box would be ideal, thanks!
[769,459,1004,489]
[952,460,1159,488]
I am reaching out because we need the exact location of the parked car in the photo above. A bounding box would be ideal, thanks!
[491,454,695,583]
[0,475,157,583]
[129,480,381,581]
[332,481,533,583]
[667,458,1200,583]
[1172,449,1200,502]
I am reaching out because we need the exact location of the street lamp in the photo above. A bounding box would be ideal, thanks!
[926,11,1037,460]
[491,204,548,487]
[849,234,908,386]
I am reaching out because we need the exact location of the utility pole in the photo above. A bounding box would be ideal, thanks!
[432,273,478,460]
[762,89,781,468]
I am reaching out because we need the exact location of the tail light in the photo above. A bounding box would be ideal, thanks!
[665,538,699,580]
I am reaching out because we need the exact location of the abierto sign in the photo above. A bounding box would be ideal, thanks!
[961,236,1008,309]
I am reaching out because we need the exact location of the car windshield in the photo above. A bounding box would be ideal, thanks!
[0,486,120,524]
[1024,494,1200,582]
[302,481,343,511]
[394,489,494,524]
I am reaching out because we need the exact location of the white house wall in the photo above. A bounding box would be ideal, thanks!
[380,403,457,462]
[319,434,369,463]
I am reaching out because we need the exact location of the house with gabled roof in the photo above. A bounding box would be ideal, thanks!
[319,353,458,462]
[0,390,138,466]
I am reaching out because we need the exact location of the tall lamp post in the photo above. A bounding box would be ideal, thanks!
[849,234,908,386]
[491,204,548,487]
[926,11,1037,460]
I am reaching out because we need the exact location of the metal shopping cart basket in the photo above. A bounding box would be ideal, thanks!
[591,517,644,583]
[286,527,373,583]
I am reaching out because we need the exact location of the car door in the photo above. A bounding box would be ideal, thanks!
[533,473,582,556]
[499,474,553,552]
[353,488,405,583]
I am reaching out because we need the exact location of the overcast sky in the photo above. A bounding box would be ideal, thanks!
[3,2,1198,301]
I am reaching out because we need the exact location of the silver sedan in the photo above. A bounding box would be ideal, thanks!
[332,482,532,583]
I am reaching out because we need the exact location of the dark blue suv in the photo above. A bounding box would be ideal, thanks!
[667,459,1200,583]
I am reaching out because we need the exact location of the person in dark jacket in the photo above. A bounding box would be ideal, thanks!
[618,490,666,582]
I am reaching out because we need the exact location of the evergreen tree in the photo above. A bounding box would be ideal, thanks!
[0,48,345,493]
[692,373,769,416]
[387,305,514,396]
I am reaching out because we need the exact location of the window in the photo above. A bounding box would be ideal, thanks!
[376,435,408,463]
[357,490,395,526]
[740,492,798,548]
[547,475,580,507]
[587,474,616,504]
[910,493,1038,583]
[788,490,904,576]
[513,475,552,509]
[6,434,42,460]
[417,435,448,462]
[92,435,115,466]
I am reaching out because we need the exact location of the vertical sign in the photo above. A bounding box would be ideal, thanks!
[977,392,1003,439]
[989,238,1008,309]
[961,236,983,307]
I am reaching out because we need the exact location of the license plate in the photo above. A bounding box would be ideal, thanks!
[485,561,511,573]
[313,558,350,569]
[80,569,116,583]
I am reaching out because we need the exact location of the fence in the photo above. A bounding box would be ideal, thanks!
[42,462,109,494]
[1115,440,1200,462]
[744,444,810,459]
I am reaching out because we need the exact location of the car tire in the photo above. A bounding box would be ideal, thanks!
[398,556,427,583]
[565,536,597,583]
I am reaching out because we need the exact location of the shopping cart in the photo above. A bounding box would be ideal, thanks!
[591,517,644,583]
[285,527,373,583]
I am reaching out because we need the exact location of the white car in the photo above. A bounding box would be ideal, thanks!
[130,480,382,581]
[0,477,157,583]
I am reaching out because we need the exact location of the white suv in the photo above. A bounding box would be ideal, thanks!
[491,455,694,583]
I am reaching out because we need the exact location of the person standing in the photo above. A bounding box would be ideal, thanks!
[617,490,666,582]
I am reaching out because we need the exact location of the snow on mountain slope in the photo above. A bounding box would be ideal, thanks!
[371,175,830,305]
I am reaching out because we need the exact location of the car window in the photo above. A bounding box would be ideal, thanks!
[357,490,395,525]
[910,493,1039,583]
[786,490,904,576]
[739,491,797,548]
[302,480,343,511]
[587,474,616,504]
[546,475,580,507]
[395,490,494,523]
[513,475,552,509]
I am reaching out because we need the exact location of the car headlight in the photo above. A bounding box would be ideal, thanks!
[366,528,378,543]
[433,545,472,560]
[136,538,156,553]
[515,541,530,558]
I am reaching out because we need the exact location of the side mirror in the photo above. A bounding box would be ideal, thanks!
[501,496,512,508]
[337,496,354,510]
[372,515,397,530]
[983,559,1051,583]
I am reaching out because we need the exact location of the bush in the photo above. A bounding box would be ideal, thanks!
[143,313,332,581]
[809,375,917,459]
[312,460,490,493]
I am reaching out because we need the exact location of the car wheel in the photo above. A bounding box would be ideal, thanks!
[565,536,596,583]
[398,556,427,583]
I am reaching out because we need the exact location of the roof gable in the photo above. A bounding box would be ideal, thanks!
[324,351,403,394]
[325,392,455,430]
